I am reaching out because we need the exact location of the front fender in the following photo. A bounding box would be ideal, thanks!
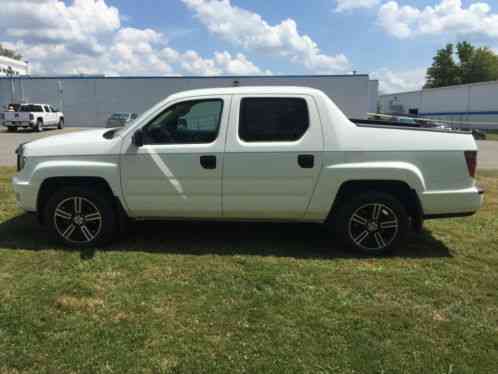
[19,157,124,211]
[305,161,426,221]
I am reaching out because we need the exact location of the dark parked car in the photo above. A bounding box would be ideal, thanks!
[106,112,138,128]
[471,129,487,140]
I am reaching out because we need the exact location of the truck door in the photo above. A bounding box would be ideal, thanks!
[43,105,53,125]
[222,95,324,220]
[120,95,231,218]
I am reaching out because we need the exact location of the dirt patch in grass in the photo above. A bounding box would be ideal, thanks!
[54,295,104,313]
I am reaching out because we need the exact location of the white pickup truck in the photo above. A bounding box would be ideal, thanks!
[12,87,484,255]
[2,103,64,132]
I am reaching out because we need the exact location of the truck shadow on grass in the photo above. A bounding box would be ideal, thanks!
[0,213,452,260]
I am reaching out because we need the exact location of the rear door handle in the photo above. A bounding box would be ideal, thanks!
[200,155,217,170]
[298,154,314,169]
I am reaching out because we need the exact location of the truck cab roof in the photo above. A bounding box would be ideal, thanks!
[169,86,326,100]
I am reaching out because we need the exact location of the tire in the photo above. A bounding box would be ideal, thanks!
[333,192,409,256]
[35,119,43,132]
[7,127,16,133]
[43,186,118,248]
[58,118,64,130]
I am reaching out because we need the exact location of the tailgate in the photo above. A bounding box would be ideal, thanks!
[5,112,30,121]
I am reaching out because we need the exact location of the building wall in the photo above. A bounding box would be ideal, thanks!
[379,81,498,129]
[0,75,374,127]
[368,80,379,114]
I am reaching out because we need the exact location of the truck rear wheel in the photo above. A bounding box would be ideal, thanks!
[43,187,118,248]
[334,192,409,256]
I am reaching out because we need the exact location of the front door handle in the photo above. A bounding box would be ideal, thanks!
[298,154,314,169]
[200,155,217,170]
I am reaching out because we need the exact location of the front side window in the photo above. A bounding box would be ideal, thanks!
[239,98,309,142]
[143,99,223,145]
[44,105,50,113]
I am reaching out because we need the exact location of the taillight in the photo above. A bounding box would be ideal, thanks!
[464,151,477,178]
[29,113,34,120]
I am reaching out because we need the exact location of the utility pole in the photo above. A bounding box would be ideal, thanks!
[7,66,16,103]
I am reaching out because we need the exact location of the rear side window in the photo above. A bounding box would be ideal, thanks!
[239,98,309,142]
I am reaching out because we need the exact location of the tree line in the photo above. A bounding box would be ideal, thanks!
[425,41,498,88]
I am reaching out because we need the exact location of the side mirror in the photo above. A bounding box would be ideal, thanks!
[132,129,144,147]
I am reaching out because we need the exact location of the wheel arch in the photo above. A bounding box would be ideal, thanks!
[305,160,426,222]
[36,176,127,226]
[328,179,423,226]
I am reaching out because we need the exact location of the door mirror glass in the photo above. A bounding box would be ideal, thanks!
[132,129,144,147]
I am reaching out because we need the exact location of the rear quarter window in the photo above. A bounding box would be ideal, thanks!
[20,105,43,112]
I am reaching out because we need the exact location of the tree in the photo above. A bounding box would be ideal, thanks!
[425,41,498,88]
[425,44,461,88]
[0,44,22,61]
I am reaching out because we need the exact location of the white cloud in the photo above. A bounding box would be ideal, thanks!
[182,0,351,73]
[213,52,272,75]
[0,0,270,76]
[378,0,498,39]
[0,0,120,54]
[335,0,380,13]
[371,68,426,94]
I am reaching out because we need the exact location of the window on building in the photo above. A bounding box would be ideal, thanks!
[143,99,223,145]
[239,98,309,142]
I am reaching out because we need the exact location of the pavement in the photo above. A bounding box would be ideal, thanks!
[1,128,497,169]
[476,141,498,170]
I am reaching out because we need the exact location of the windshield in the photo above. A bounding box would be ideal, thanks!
[114,98,169,137]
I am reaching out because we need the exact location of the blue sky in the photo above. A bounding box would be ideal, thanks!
[2,0,498,93]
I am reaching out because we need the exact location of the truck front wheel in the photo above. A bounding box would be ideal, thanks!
[58,118,64,130]
[44,187,117,247]
[334,192,409,256]
[35,119,43,132]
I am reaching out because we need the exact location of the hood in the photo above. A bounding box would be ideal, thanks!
[23,129,122,157]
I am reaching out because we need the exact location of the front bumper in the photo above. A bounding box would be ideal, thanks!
[12,175,37,212]
[421,186,484,218]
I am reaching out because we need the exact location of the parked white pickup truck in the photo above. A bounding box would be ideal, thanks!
[2,103,64,132]
[12,87,484,254]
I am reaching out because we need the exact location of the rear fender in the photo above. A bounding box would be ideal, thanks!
[305,161,426,221]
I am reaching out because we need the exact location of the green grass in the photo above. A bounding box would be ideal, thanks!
[0,166,497,373]
[486,132,498,141]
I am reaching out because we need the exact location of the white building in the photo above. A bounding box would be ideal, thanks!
[379,80,498,130]
[1,75,379,127]
[0,55,29,77]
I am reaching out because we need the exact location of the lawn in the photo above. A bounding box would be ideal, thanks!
[486,132,498,141]
[0,166,497,374]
